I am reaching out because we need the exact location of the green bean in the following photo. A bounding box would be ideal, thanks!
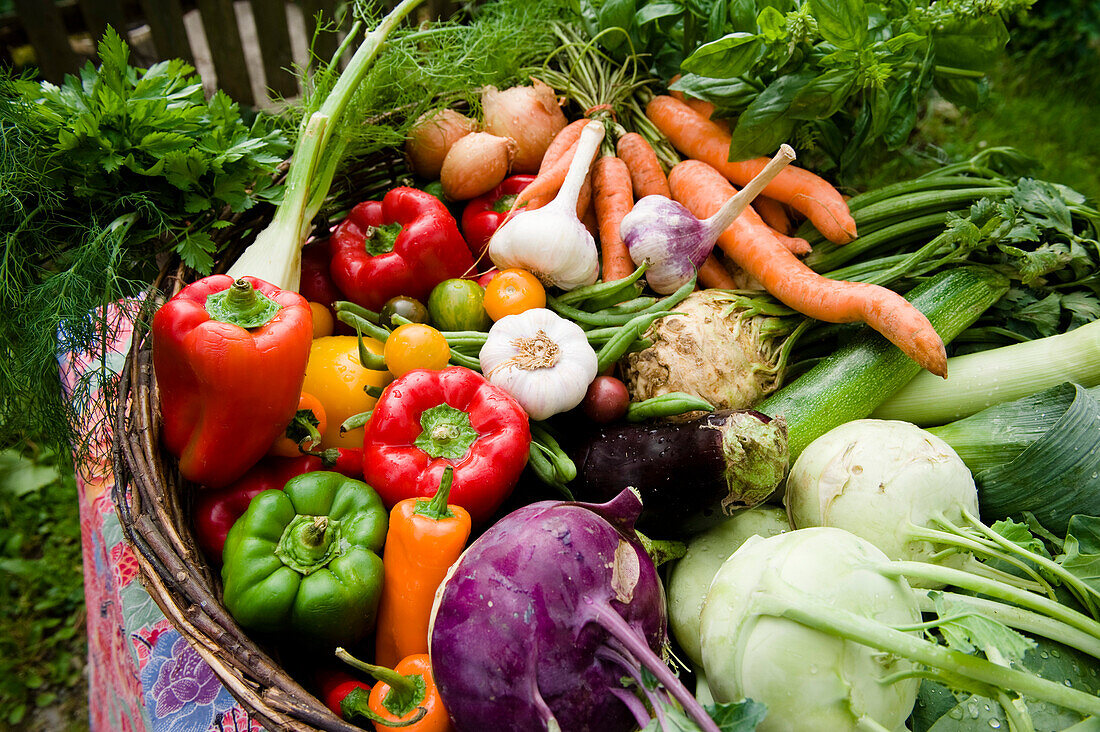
[340,410,372,433]
[601,296,658,315]
[583,282,645,311]
[448,350,481,370]
[390,313,413,327]
[527,443,574,500]
[626,392,714,422]
[354,327,388,371]
[624,337,654,354]
[549,276,695,327]
[596,311,676,373]
[363,384,384,399]
[336,310,391,343]
[530,422,577,484]
[334,300,381,324]
[440,329,489,341]
[555,262,649,306]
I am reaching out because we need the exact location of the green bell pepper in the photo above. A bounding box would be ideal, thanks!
[221,471,387,645]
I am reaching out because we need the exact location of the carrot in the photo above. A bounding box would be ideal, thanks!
[593,155,636,281]
[616,133,671,199]
[509,119,587,212]
[669,160,946,376]
[647,95,858,244]
[698,254,738,289]
[582,197,598,238]
[777,231,812,257]
[753,196,792,235]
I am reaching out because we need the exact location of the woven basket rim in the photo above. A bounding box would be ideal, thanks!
[110,148,413,732]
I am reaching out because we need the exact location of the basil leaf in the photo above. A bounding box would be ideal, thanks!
[756,6,787,42]
[707,0,728,42]
[728,72,813,160]
[636,1,683,27]
[934,76,989,109]
[808,0,868,50]
[599,0,637,50]
[788,68,857,119]
[670,73,760,108]
[682,33,762,78]
[728,0,758,33]
[933,16,1008,71]
[883,81,918,149]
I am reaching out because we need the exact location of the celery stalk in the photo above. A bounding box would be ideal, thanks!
[227,0,425,290]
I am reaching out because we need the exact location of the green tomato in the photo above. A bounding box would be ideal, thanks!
[428,279,491,332]
[380,296,430,329]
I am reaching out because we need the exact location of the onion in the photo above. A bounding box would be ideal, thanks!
[440,132,515,201]
[482,79,567,174]
[405,108,476,179]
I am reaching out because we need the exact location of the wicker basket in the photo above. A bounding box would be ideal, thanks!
[111,148,413,732]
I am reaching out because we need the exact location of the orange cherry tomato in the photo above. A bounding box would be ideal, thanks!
[309,302,335,338]
[384,324,451,378]
[269,392,327,457]
[483,268,546,321]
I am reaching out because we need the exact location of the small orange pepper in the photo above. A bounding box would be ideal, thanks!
[268,392,327,457]
[374,467,471,668]
[335,650,452,732]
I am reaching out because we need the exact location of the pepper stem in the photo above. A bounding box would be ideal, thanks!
[204,279,284,329]
[336,648,420,706]
[415,467,456,521]
[703,145,796,238]
[303,516,329,547]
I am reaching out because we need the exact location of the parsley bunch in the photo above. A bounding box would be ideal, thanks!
[1,29,289,451]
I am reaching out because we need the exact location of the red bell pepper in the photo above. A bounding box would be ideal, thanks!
[330,188,474,312]
[460,175,536,256]
[300,239,344,307]
[152,275,312,488]
[192,451,363,561]
[362,367,530,524]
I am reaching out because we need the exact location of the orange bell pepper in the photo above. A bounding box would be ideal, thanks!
[268,392,326,457]
[335,650,451,732]
[374,467,471,668]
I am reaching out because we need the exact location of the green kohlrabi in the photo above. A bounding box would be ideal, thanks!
[699,527,1100,732]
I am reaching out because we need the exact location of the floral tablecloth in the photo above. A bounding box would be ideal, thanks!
[60,303,261,732]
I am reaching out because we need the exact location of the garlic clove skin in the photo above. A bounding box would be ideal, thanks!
[487,205,600,291]
[479,307,598,420]
[621,196,713,295]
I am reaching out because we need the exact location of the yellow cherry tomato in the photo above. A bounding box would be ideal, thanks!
[309,302,335,338]
[384,323,451,377]
[483,268,546,321]
[303,336,390,449]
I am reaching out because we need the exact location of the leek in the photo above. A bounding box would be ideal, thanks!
[928,383,1100,535]
[227,0,425,290]
[872,319,1100,426]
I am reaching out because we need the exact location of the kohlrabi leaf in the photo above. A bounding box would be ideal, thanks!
[931,593,1036,664]
[642,699,767,732]
[1058,515,1100,595]
[910,638,1099,732]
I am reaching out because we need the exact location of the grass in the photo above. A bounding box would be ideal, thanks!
[0,447,87,731]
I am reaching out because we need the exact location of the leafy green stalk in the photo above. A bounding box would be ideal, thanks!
[227,0,426,289]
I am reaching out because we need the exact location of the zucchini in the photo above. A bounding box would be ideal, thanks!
[758,266,1010,460]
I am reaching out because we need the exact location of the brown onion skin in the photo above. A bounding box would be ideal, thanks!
[440,132,514,201]
[482,80,567,174]
[405,109,476,179]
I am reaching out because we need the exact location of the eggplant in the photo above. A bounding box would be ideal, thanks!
[569,410,788,536]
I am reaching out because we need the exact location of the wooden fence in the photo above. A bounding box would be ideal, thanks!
[1,0,461,106]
